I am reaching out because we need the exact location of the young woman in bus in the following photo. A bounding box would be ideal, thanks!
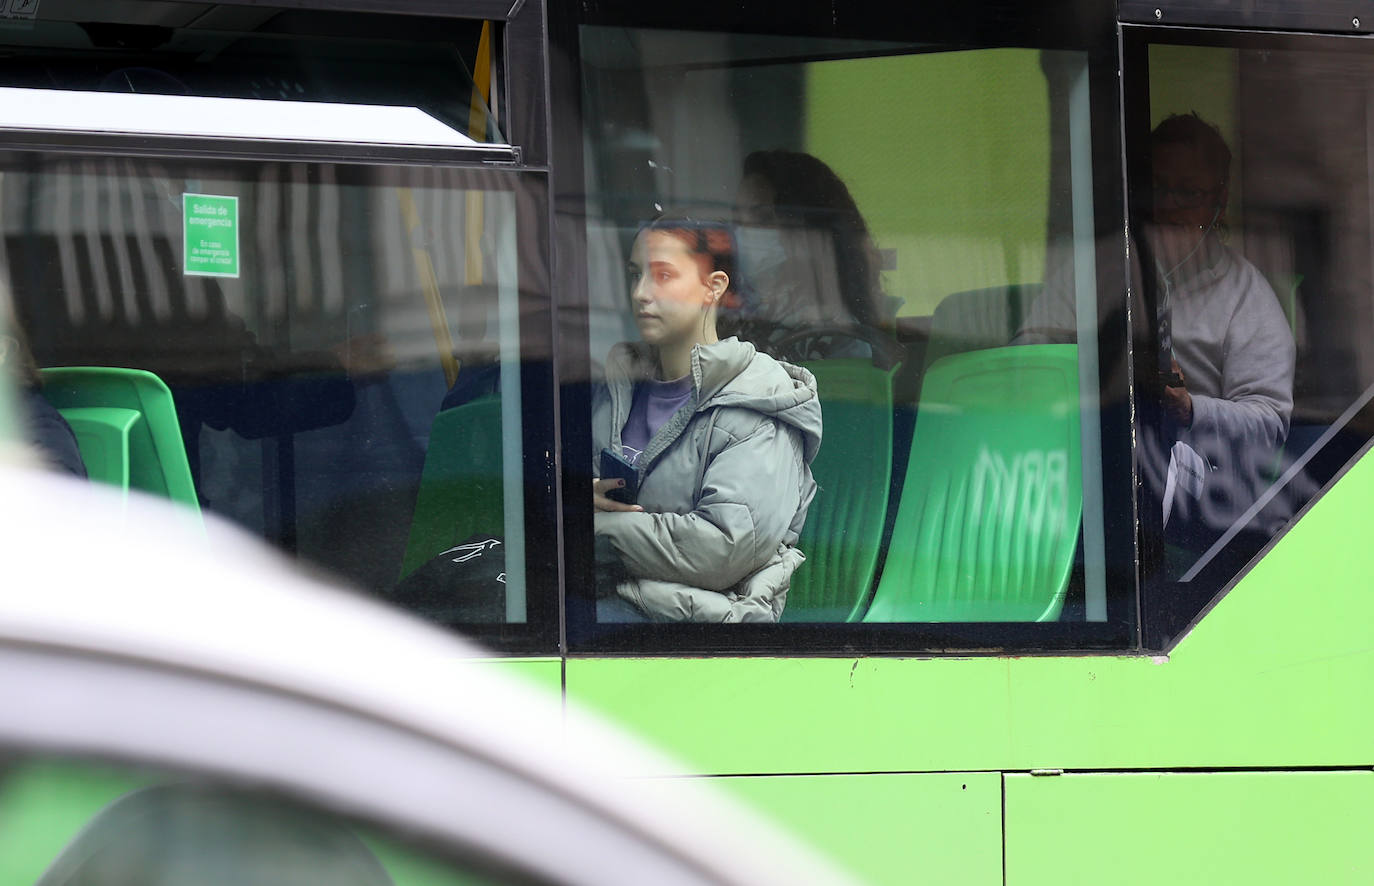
[591,214,822,622]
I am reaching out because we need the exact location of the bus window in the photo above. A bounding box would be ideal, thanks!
[5,157,539,624]
[1132,33,1374,647]
[0,4,556,648]
[567,22,1135,648]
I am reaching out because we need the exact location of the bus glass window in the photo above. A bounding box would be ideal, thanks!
[577,27,1124,636]
[1135,36,1374,646]
[0,6,553,641]
[2,155,535,628]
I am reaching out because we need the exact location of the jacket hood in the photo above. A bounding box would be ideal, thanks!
[607,337,822,465]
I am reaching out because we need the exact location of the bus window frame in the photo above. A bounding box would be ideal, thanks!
[1123,23,1374,650]
[12,0,553,171]
[0,1,559,651]
[1119,0,1374,34]
[0,142,559,656]
[549,0,1142,655]
[0,128,520,168]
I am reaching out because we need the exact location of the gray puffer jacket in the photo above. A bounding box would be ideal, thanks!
[593,337,822,622]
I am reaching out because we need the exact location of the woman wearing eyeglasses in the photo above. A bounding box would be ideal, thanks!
[1018,113,1294,551]
[1142,114,1294,541]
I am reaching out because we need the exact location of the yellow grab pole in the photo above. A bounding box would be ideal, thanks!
[464,21,493,289]
[396,21,494,390]
[398,188,459,387]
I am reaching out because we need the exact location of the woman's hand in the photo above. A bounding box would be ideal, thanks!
[593,478,643,512]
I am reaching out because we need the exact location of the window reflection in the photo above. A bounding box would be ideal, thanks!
[1139,40,1374,641]
[3,156,529,625]
[1140,114,1294,563]
[731,150,898,360]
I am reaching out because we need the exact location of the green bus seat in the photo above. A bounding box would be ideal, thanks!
[399,396,504,579]
[784,359,897,622]
[39,366,201,515]
[864,345,1081,622]
[56,407,139,488]
[922,283,1042,371]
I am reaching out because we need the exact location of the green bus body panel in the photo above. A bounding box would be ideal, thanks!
[1004,771,1374,885]
[565,446,1374,774]
[720,773,1001,886]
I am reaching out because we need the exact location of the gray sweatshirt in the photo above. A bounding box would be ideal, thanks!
[1166,237,1294,462]
[1018,230,1295,529]
[1019,232,1294,450]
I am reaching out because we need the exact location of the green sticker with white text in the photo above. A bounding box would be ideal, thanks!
[183,193,239,278]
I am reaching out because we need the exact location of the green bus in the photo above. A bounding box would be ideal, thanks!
[1,0,1371,882]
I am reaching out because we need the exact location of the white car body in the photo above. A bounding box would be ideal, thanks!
[0,464,859,886]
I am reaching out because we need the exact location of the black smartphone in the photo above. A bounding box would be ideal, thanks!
[600,448,640,503]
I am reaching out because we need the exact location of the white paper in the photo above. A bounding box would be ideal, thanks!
[1163,440,1208,528]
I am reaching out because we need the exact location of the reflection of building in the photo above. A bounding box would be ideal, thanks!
[3,157,522,592]
[580,29,1084,365]
[4,159,513,369]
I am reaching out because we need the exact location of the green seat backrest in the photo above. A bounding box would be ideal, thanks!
[57,406,139,489]
[923,283,1042,371]
[864,345,1081,622]
[39,367,200,515]
[784,359,896,623]
[400,397,504,579]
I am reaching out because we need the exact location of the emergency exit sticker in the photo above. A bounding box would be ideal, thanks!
[183,193,240,278]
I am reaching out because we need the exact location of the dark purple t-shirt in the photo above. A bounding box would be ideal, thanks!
[620,375,693,467]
